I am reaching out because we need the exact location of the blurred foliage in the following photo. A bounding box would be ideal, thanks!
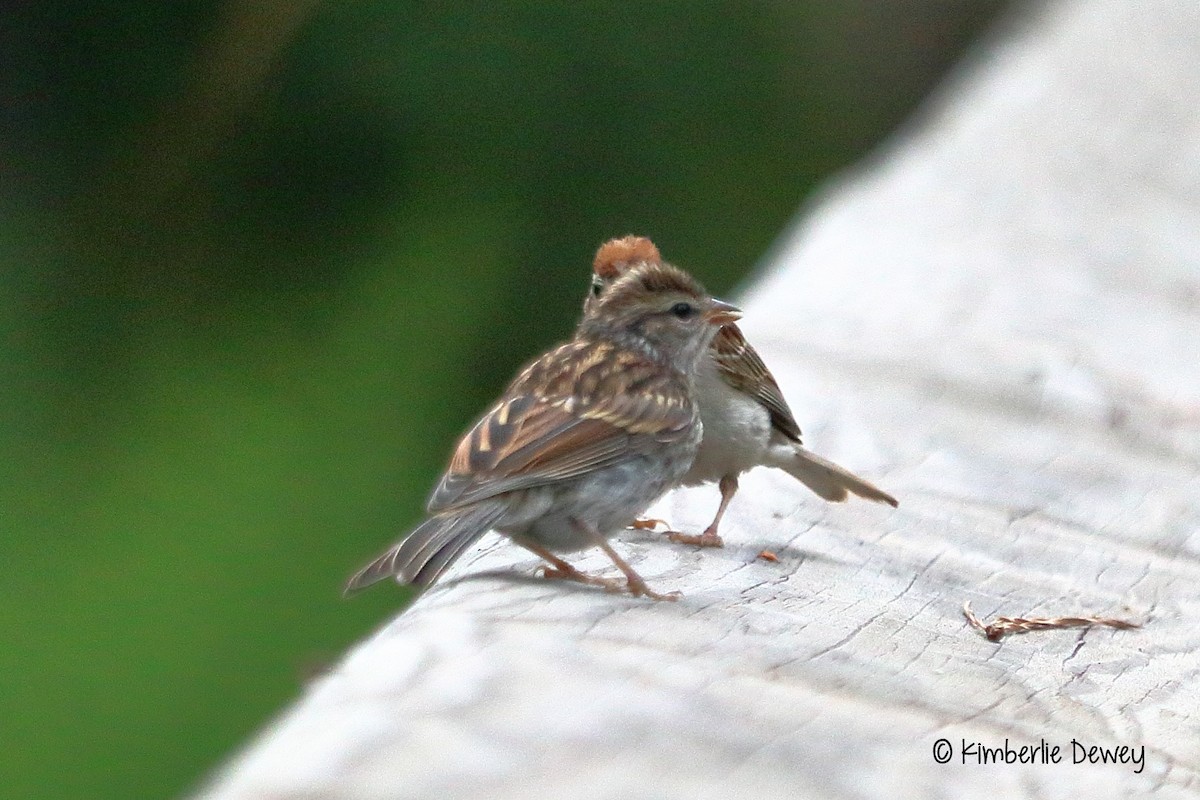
[0,1,1003,797]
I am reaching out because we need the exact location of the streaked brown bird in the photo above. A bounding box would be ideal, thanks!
[346,260,740,600]
[585,235,897,548]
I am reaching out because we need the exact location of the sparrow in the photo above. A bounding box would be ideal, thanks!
[585,235,897,548]
[346,259,741,600]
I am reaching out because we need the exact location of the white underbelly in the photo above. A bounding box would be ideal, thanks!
[682,360,773,485]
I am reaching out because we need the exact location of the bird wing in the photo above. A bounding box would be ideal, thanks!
[710,324,802,442]
[427,341,695,513]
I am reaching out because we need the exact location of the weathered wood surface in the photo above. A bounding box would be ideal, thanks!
[198,2,1200,797]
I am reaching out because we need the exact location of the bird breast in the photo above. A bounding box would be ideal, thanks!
[681,357,774,485]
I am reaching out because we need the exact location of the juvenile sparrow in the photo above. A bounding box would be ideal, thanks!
[585,236,897,548]
[346,260,740,600]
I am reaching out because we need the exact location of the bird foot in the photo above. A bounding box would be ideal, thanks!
[540,565,626,593]
[624,574,681,602]
[540,564,678,601]
[632,517,724,549]
[667,529,724,548]
[628,517,669,531]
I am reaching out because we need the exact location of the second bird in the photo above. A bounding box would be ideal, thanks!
[584,236,897,547]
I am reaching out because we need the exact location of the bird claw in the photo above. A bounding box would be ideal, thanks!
[631,517,723,549]
[540,564,678,601]
[628,517,669,531]
[624,575,681,602]
[540,565,625,593]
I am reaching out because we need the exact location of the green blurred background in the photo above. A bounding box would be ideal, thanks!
[1,2,1004,797]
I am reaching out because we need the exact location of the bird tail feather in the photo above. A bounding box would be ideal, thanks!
[770,445,898,507]
[344,501,507,594]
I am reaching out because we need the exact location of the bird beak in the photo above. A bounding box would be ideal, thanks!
[704,299,742,326]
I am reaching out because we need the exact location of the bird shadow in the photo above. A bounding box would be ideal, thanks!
[444,567,641,598]
[618,527,851,569]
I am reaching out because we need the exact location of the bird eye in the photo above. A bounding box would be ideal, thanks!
[670,302,695,319]
[590,278,604,297]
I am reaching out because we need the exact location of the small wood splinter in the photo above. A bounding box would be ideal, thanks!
[756,550,779,562]
[962,601,1141,642]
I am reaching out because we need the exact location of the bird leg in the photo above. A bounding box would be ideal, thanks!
[516,539,625,593]
[572,520,680,601]
[628,517,670,531]
[668,474,735,548]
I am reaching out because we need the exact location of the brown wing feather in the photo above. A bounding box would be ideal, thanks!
[710,324,802,442]
[428,340,695,513]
